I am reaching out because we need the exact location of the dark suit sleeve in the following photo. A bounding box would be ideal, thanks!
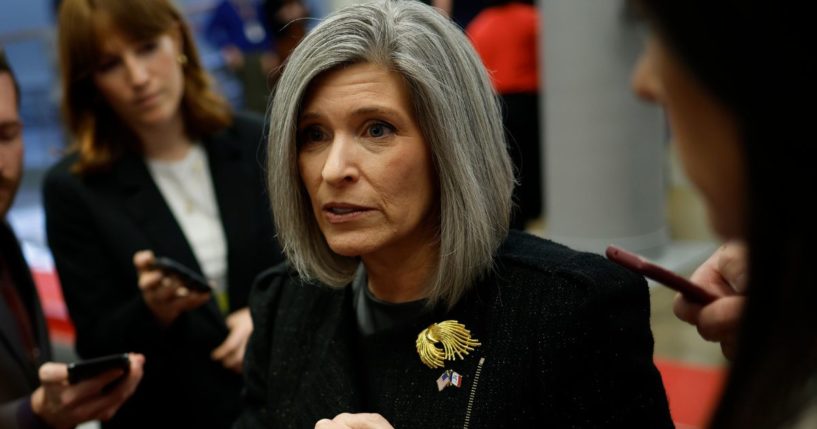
[233,267,285,429]
[535,253,674,428]
[42,168,167,356]
[0,398,51,429]
[0,399,23,429]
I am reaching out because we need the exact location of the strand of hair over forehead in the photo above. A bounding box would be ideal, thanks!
[268,0,513,307]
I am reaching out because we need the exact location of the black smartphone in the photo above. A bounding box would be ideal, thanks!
[151,256,212,293]
[605,245,720,304]
[67,353,131,384]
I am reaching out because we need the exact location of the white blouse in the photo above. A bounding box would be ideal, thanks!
[146,145,228,305]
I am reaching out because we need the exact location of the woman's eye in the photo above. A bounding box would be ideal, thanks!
[138,41,159,55]
[307,128,325,141]
[366,122,395,138]
[299,126,327,145]
[96,58,120,73]
[0,121,23,142]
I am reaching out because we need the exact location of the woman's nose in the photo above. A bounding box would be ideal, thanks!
[123,55,150,87]
[631,47,660,103]
[321,135,359,185]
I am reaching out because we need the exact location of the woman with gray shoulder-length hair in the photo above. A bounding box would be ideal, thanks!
[269,0,513,307]
[237,1,673,428]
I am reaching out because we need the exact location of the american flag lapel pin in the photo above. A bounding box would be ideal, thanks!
[436,370,464,391]
[436,369,452,391]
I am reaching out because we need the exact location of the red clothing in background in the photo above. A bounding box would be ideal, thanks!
[466,3,540,94]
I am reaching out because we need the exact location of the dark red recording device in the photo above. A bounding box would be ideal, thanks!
[605,245,719,304]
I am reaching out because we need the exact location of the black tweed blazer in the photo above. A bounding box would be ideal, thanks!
[236,231,674,428]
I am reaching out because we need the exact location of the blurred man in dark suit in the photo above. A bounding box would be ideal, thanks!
[0,48,144,429]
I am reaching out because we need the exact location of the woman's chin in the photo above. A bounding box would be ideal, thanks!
[326,241,368,258]
[707,208,746,241]
[330,247,362,258]
[323,231,379,258]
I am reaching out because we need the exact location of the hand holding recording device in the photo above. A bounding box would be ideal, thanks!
[67,353,131,384]
[605,245,720,304]
[150,256,212,293]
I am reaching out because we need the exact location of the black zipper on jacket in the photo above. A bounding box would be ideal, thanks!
[463,357,486,429]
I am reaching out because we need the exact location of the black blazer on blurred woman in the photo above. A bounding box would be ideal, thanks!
[42,112,283,429]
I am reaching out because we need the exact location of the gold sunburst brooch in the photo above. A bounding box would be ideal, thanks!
[415,320,481,369]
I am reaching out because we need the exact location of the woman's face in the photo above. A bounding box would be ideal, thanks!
[297,62,438,260]
[632,36,747,239]
[92,22,185,135]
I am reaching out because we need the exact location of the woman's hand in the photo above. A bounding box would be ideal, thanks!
[133,250,211,327]
[31,354,145,429]
[211,307,253,373]
[673,241,748,359]
[315,413,395,429]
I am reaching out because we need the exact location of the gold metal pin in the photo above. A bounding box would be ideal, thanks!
[416,320,481,369]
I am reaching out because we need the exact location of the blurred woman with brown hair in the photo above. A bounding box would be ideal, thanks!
[632,0,817,427]
[43,0,283,427]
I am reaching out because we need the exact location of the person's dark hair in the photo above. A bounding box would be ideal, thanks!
[0,48,20,107]
[633,1,817,428]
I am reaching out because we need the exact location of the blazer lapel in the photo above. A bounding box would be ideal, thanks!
[115,154,199,269]
[202,132,258,304]
[112,154,224,321]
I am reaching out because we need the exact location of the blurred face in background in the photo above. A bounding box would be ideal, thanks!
[632,36,747,239]
[0,72,23,218]
[92,17,186,135]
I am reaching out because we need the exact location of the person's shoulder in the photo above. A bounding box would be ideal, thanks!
[496,230,584,273]
[510,3,539,18]
[249,260,347,326]
[44,151,80,179]
[251,260,296,291]
[496,230,645,295]
[43,152,85,194]
[250,260,340,304]
[43,151,123,192]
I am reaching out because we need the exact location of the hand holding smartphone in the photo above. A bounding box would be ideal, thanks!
[150,256,212,293]
[605,245,720,304]
[67,353,131,384]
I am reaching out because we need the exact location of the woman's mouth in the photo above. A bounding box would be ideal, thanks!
[135,92,161,107]
[322,203,372,223]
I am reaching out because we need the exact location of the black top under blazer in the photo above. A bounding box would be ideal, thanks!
[42,113,284,429]
[0,222,52,429]
[235,231,674,429]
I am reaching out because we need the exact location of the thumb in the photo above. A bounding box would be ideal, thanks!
[133,250,156,270]
[38,362,68,384]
